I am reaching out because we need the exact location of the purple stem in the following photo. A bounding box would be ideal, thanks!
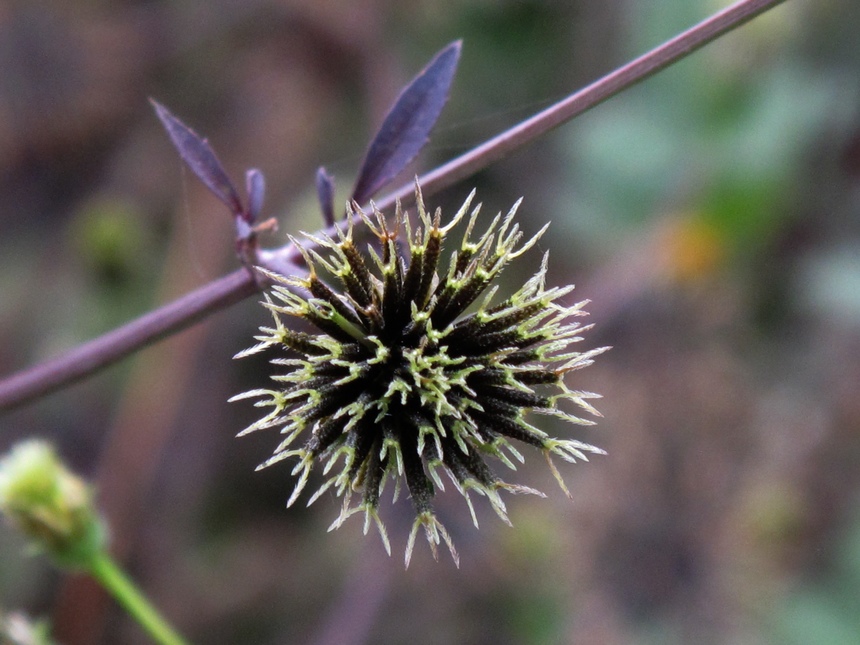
[0,270,259,410]
[0,0,787,412]
[374,0,788,211]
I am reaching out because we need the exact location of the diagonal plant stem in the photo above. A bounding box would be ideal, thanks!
[373,0,789,212]
[0,269,259,410]
[88,552,190,645]
[0,0,787,412]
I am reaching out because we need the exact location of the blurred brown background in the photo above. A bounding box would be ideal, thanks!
[2,1,860,643]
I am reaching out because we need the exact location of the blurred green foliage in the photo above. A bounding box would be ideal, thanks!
[556,1,855,265]
[775,515,860,645]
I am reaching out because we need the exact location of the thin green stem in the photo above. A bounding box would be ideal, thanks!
[87,552,190,645]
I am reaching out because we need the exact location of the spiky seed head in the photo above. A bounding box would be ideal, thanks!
[232,185,607,566]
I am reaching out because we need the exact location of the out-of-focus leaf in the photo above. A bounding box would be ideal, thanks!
[151,99,243,216]
[316,166,335,227]
[351,41,461,206]
[245,169,265,224]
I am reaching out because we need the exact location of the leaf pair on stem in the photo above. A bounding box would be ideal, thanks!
[152,40,462,264]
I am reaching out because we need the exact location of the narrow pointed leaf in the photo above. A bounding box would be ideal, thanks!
[351,41,461,206]
[151,99,243,216]
[316,166,336,227]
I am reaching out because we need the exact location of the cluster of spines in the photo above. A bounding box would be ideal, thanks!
[232,187,606,566]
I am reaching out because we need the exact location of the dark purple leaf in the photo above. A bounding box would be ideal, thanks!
[316,166,336,227]
[351,41,461,206]
[151,99,243,216]
[245,168,265,224]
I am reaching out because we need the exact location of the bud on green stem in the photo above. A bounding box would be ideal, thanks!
[0,441,190,645]
[0,440,104,569]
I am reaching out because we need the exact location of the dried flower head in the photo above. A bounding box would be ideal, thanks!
[232,186,606,565]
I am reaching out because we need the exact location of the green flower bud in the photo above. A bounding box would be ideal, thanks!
[233,186,608,566]
[0,441,105,569]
